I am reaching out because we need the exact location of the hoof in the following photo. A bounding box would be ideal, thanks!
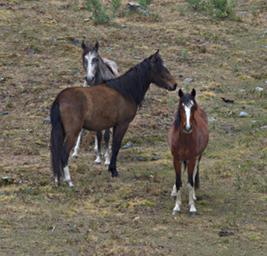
[54,177,59,186]
[111,171,119,177]
[188,211,197,217]
[104,160,110,166]
[72,154,78,159]
[172,210,181,216]
[189,204,197,215]
[171,191,177,197]
[94,159,101,165]
[67,181,74,187]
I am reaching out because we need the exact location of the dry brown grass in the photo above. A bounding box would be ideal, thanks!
[0,0,266,255]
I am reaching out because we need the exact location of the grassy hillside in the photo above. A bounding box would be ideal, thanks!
[0,0,266,255]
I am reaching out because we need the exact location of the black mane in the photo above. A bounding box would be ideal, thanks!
[106,58,151,106]
[174,111,180,128]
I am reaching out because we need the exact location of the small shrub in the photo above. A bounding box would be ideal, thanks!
[212,0,235,18]
[85,0,122,24]
[86,0,110,24]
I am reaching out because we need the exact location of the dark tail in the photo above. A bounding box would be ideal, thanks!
[50,99,65,182]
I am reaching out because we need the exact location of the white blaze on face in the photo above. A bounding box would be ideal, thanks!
[85,52,97,82]
[183,100,194,131]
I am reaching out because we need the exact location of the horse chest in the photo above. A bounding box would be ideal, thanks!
[171,129,206,161]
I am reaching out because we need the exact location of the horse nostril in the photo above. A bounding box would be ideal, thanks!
[85,76,94,85]
[169,83,177,91]
[183,126,192,134]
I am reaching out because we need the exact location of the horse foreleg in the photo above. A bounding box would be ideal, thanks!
[94,131,102,164]
[172,158,182,215]
[187,158,198,213]
[195,155,202,190]
[104,129,110,166]
[108,123,129,177]
[71,129,84,158]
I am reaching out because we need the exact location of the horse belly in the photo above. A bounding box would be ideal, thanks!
[83,111,117,131]
[83,103,136,131]
[81,86,137,131]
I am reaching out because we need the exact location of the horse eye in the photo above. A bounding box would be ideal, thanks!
[92,58,98,63]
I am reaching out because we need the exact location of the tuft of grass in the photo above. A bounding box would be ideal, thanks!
[138,0,152,9]
[180,48,189,61]
[111,0,122,17]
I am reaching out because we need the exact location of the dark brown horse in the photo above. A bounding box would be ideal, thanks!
[71,41,119,166]
[50,51,177,187]
[168,89,209,214]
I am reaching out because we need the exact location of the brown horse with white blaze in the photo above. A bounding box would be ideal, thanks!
[168,89,209,214]
[50,50,177,187]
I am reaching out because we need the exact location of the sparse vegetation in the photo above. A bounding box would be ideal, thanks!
[85,0,110,24]
[85,0,122,24]
[0,0,266,255]
[111,0,122,17]
[180,48,190,61]
[187,0,236,18]
[138,0,152,9]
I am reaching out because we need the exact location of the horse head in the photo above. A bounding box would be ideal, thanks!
[149,50,177,91]
[178,88,197,134]
[81,41,100,85]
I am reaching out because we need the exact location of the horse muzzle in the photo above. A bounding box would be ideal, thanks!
[183,127,192,134]
[168,83,177,91]
[85,76,95,86]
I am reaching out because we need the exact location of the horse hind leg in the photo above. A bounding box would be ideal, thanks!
[71,129,84,158]
[62,133,80,187]
[104,129,110,166]
[94,131,102,164]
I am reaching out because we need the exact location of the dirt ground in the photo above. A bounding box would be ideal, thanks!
[0,0,266,255]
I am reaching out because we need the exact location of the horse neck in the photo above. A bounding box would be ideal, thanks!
[96,56,116,84]
[108,60,152,106]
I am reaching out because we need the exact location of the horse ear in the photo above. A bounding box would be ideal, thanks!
[81,40,87,50]
[94,41,99,52]
[150,49,160,63]
[191,88,196,98]
[178,89,184,98]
